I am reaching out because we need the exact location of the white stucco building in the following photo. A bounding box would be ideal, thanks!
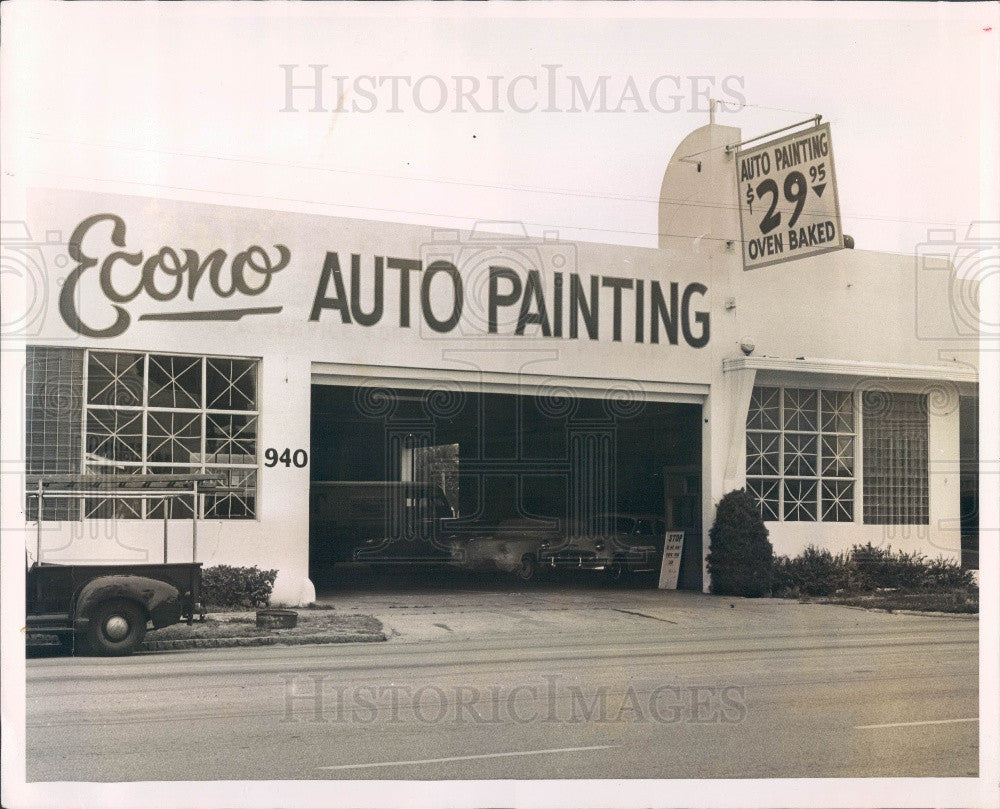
[6,120,978,604]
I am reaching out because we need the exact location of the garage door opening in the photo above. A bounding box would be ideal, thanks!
[309,383,703,590]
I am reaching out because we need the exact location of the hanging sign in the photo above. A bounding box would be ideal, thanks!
[658,531,685,589]
[737,122,844,270]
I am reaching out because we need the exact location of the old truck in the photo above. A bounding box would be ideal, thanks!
[24,473,222,655]
[26,560,203,655]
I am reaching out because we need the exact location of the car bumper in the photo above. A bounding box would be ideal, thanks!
[540,550,604,569]
[540,551,658,571]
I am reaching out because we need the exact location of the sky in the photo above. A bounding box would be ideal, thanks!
[4,2,998,258]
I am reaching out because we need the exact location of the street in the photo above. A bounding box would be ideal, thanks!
[26,586,978,781]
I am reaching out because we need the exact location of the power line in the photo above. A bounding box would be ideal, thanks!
[28,130,970,229]
[32,168,743,244]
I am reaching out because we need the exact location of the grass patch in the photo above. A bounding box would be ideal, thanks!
[149,611,383,641]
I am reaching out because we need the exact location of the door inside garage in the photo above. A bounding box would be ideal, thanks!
[309,383,703,589]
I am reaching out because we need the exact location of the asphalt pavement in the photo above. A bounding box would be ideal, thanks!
[25,578,978,781]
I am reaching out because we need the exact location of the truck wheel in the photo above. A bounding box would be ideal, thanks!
[84,599,147,656]
[514,554,536,582]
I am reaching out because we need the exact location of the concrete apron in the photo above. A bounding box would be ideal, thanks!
[309,584,973,645]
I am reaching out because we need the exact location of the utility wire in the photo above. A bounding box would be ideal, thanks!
[27,129,970,230]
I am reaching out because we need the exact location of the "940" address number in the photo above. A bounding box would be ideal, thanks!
[264,448,308,468]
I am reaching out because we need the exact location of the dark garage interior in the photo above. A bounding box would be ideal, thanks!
[310,383,703,589]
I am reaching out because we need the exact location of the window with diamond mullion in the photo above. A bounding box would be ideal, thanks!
[85,351,145,518]
[84,351,258,520]
[781,388,818,521]
[745,386,782,521]
[203,357,259,519]
[746,385,855,523]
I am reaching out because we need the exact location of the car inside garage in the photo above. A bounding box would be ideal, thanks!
[309,383,703,590]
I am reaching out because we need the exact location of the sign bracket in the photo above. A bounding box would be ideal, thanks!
[726,115,822,155]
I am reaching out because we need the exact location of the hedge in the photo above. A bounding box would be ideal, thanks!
[201,565,278,609]
[772,543,975,597]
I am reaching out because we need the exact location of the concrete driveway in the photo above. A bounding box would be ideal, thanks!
[311,564,976,645]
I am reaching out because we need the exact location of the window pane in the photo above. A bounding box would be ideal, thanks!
[783,388,817,432]
[146,465,197,519]
[205,414,257,462]
[821,390,854,433]
[822,480,854,522]
[783,478,817,521]
[148,355,202,409]
[204,467,256,519]
[83,465,143,519]
[863,392,928,524]
[746,431,780,476]
[147,411,202,463]
[206,358,257,410]
[86,409,143,463]
[87,352,145,407]
[747,386,780,430]
[821,435,854,477]
[747,477,780,521]
[783,433,817,476]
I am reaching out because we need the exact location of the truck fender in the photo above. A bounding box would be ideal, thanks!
[73,576,182,631]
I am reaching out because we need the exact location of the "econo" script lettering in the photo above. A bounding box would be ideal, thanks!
[59,213,291,337]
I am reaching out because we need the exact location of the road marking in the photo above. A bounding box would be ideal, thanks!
[317,744,616,771]
[855,717,979,730]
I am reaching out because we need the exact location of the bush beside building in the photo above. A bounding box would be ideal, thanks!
[706,489,774,598]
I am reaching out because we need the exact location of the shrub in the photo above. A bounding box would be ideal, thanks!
[772,543,976,597]
[707,489,774,597]
[849,543,973,592]
[201,565,278,609]
[770,555,799,597]
[921,556,975,591]
[847,543,894,591]
[849,543,924,591]
[782,546,851,596]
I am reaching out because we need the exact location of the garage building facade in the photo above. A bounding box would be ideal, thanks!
[10,120,978,603]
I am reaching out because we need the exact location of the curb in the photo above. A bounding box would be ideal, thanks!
[141,631,387,651]
[891,609,978,619]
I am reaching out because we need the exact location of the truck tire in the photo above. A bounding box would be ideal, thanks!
[84,599,147,656]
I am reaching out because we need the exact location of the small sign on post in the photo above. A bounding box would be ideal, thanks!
[737,122,844,271]
[658,531,686,590]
